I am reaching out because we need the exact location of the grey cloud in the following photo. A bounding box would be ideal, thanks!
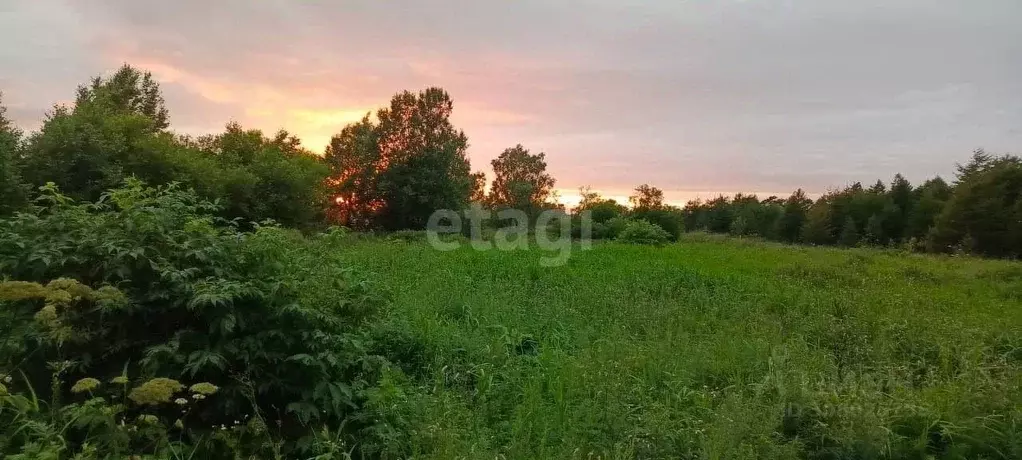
[2,0,1020,196]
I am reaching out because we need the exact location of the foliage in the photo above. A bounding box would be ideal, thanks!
[0,94,28,216]
[326,88,476,230]
[179,123,330,228]
[616,219,672,245]
[630,207,684,241]
[928,154,1022,257]
[17,66,328,229]
[488,144,556,219]
[0,180,387,458]
[837,216,860,247]
[575,186,628,224]
[629,184,665,212]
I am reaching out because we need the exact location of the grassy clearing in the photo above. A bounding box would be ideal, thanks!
[343,234,1022,459]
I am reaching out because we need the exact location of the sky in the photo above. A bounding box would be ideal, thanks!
[2,0,1021,206]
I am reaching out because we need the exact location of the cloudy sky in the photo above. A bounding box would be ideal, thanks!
[2,1,1020,205]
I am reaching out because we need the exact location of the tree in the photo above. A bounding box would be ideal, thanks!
[576,186,627,223]
[775,189,812,242]
[470,171,487,203]
[488,144,556,218]
[838,217,860,247]
[629,184,665,211]
[801,200,834,244]
[195,123,329,228]
[884,173,913,241]
[954,148,994,185]
[929,154,1022,256]
[906,177,950,240]
[0,93,28,215]
[864,213,885,245]
[325,115,384,228]
[75,64,169,131]
[19,65,178,202]
[326,88,475,230]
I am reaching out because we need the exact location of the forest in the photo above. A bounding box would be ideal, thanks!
[0,66,1020,459]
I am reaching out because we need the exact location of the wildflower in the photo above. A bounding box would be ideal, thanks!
[46,278,91,299]
[174,419,184,429]
[1,374,11,383]
[0,281,47,301]
[44,289,73,305]
[175,398,189,405]
[110,376,128,385]
[71,377,101,394]
[94,286,128,307]
[192,393,206,400]
[189,382,218,395]
[34,304,59,325]
[128,378,184,405]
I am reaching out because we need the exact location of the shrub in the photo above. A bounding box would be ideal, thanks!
[599,216,632,240]
[617,219,672,245]
[0,180,388,458]
[630,208,684,240]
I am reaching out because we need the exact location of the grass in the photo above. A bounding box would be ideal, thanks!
[341,234,1022,459]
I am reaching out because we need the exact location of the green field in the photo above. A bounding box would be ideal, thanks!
[340,234,1022,459]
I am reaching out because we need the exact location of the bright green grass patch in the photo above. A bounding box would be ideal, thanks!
[345,236,1022,459]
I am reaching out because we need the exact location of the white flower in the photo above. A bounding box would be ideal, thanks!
[174,398,188,405]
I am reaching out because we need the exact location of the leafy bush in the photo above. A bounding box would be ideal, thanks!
[0,180,388,458]
[617,219,672,245]
[597,216,632,240]
[630,208,684,240]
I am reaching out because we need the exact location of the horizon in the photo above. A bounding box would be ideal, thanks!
[2,1,1019,206]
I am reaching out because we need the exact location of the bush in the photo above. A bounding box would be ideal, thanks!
[598,216,632,240]
[630,208,684,241]
[0,180,388,458]
[617,219,672,245]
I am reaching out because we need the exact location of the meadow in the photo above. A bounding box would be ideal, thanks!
[339,234,1022,459]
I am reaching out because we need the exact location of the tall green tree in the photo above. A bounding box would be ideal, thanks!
[75,64,169,131]
[20,66,169,201]
[929,154,1022,256]
[775,189,812,242]
[838,216,860,247]
[0,93,28,215]
[906,177,950,240]
[488,144,556,217]
[198,123,329,228]
[375,88,474,230]
[801,200,834,244]
[324,115,383,228]
[327,88,475,230]
[629,184,665,211]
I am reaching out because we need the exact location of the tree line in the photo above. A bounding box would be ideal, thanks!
[1,65,1020,257]
[673,150,1022,257]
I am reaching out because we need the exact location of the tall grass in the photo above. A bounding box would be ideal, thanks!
[343,235,1022,459]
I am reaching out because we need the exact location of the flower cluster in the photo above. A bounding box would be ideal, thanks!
[128,378,185,405]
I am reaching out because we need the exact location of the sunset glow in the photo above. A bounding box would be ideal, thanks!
[3,1,1020,201]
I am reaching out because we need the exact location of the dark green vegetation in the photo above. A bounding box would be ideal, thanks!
[679,153,1022,258]
[336,235,1022,459]
[1,64,1021,458]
